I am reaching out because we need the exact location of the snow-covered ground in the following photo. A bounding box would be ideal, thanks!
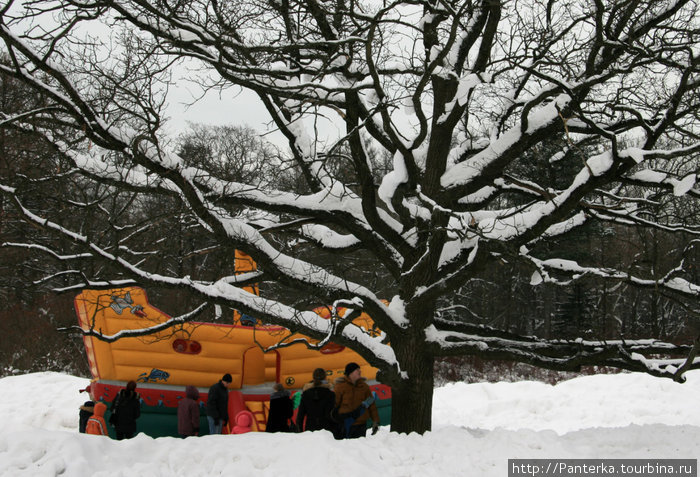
[1,371,698,476]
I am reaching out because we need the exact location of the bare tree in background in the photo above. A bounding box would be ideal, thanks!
[1,0,699,433]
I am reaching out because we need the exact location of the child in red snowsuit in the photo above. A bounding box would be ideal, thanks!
[232,410,255,434]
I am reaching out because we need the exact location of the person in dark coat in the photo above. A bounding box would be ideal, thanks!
[296,368,336,432]
[109,380,141,440]
[206,373,232,434]
[177,385,201,437]
[265,383,293,433]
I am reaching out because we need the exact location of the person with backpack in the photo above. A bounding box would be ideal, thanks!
[109,380,141,440]
[333,362,380,439]
[295,368,335,432]
[86,402,109,436]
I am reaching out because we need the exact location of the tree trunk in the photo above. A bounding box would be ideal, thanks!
[389,329,435,434]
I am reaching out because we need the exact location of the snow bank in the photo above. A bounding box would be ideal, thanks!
[0,372,698,476]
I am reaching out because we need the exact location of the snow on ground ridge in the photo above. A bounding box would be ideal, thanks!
[0,371,698,477]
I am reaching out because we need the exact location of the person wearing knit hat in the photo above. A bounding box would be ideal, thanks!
[206,373,232,434]
[344,362,360,376]
[333,362,380,439]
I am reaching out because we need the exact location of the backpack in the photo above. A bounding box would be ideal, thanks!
[109,390,140,428]
[108,394,119,425]
[86,416,107,436]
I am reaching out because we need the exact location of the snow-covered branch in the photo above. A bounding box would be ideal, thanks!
[426,324,700,382]
[61,302,211,342]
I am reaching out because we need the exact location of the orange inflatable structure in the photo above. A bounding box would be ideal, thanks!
[74,284,390,436]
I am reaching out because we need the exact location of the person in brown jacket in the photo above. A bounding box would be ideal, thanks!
[334,362,380,438]
[177,385,201,437]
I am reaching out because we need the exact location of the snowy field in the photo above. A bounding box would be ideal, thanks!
[1,371,699,476]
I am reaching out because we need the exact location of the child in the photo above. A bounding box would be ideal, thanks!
[86,402,109,436]
[232,410,255,434]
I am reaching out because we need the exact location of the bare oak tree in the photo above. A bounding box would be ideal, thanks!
[1,0,699,433]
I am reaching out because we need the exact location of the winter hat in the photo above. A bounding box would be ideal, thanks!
[344,362,360,376]
[222,373,233,383]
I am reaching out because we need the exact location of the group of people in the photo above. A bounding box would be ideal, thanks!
[196,362,380,438]
[177,372,259,436]
[79,361,380,439]
[79,380,141,439]
[268,362,380,439]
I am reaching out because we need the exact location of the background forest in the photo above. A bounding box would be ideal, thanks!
[2,71,696,379]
